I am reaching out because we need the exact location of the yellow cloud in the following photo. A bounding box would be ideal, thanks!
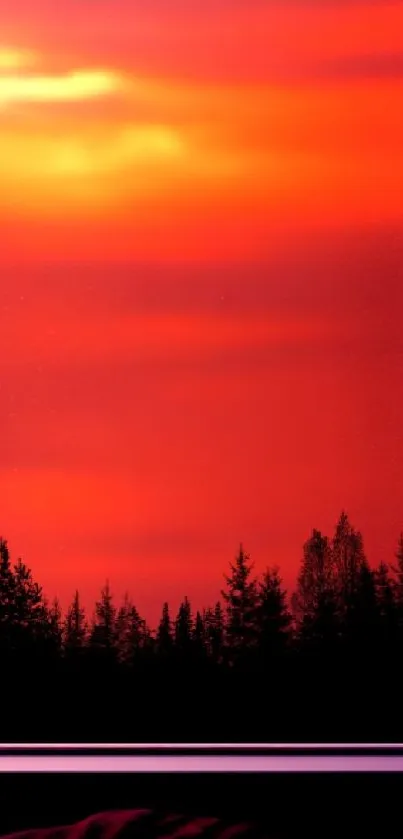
[0,115,249,219]
[0,69,125,106]
[0,123,184,177]
[0,46,38,70]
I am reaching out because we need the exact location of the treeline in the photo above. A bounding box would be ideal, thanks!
[2,510,403,741]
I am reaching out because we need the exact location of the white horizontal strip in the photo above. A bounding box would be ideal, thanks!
[0,743,402,750]
[0,756,402,772]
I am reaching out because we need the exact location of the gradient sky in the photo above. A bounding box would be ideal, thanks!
[1,0,403,626]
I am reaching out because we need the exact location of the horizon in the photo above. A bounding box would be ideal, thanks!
[1,511,402,629]
[1,0,403,630]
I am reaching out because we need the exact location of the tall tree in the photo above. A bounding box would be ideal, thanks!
[156,601,174,657]
[392,533,403,628]
[174,596,193,656]
[344,560,379,652]
[222,544,259,664]
[64,590,87,654]
[331,512,374,652]
[257,566,292,659]
[294,529,339,651]
[0,538,15,653]
[12,557,49,654]
[47,597,63,656]
[192,610,206,658]
[90,580,117,660]
[332,512,367,604]
[115,593,146,665]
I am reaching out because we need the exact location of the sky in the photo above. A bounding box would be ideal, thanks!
[1,0,403,626]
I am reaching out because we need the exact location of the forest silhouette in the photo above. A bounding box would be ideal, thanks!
[1,510,403,742]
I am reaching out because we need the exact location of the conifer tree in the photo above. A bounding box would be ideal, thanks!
[294,529,339,650]
[90,580,117,660]
[257,566,292,659]
[12,557,49,653]
[332,511,367,605]
[115,593,146,665]
[204,601,225,663]
[192,610,206,658]
[47,596,63,655]
[64,590,87,653]
[222,544,259,663]
[156,601,174,657]
[174,596,193,656]
[0,538,15,652]
[392,533,403,627]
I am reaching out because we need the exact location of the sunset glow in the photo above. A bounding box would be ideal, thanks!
[1,0,403,625]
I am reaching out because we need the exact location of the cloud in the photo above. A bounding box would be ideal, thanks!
[0,46,39,70]
[0,123,185,178]
[0,68,125,106]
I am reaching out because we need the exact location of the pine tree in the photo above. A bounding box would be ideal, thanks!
[64,590,87,654]
[332,511,367,604]
[204,601,225,664]
[257,566,292,659]
[192,610,206,658]
[90,580,117,661]
[0,538,15,653]
[294,529,339,650]
[156,601,174,657]
[115,593,146,665]
[392,533,403,621]
[331,512,372,650]
[174,596,193,656]
[47,597,63,655]
[345,560,379,651]
[12,557,49,654]
[221,544,259,664]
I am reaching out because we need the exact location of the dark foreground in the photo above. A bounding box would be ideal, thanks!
[0,773,400,839]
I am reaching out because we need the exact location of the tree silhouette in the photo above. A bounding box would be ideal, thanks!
[0,515,403,741]
[222,544,259,666]
[192,610,206,660]
[115,593,146,666]
[0,538,15,656]
[12,557,49,656]
[174,596,193,658]
[294,529,339,652]
[332,511,366,605]
[257,566,292,660]
[47,597,63,655]
[156,601,174,658]
[89,580,117,664]
[343,560,378,652]
[392,533,403,640]
[64,590,87,654]
[204,601,224,664]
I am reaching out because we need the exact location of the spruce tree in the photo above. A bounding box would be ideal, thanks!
[90,580,117,661]
[174,596,193,656]
[221,544,259,665]
[64,590,87,654]
[156,601,174,657]
[257,566,292,659]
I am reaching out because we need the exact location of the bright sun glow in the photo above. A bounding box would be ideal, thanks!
[0,69,125,106]
[0,46,38,70]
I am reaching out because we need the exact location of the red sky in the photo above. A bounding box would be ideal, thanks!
[1,0,403,626]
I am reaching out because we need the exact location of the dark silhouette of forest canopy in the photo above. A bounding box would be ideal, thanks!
[2,510,403,742]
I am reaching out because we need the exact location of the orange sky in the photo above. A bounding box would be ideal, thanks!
[1,0,403,626]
